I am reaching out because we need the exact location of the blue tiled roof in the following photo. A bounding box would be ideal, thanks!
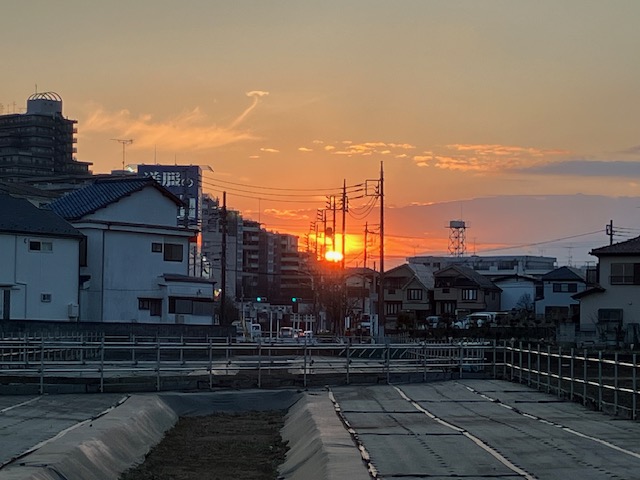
[0,194,83,238]
[49,177,180,220]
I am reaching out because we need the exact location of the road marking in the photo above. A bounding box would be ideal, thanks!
[0,397,39,414]
[463,384,640,461]
[393,385,536,480]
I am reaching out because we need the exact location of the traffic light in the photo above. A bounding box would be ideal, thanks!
[256,297,267,302]
[292,297,299,313]
[291,297,297,303]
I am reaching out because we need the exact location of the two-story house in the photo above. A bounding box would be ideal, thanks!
[383,263,434,330]
[433,265,501,321]
[49,177,215,325]
[535,266,586,322]
[574,237,640,344]
[0,194,84,322]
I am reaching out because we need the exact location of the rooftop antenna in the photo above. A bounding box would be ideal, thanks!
[111,138,134,171]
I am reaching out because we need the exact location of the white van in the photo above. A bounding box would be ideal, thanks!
[250,323,262,340]
[468,312,495,327]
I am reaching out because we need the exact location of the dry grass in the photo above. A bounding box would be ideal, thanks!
[120,411,288,480]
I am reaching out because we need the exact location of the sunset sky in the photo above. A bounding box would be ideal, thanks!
[4,1,640,267]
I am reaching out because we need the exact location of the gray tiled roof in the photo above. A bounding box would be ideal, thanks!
[591,236,640,256]
[0,194,83,238]
[437,265,500,290]
[541,266,585,281]
[49,177,182,220]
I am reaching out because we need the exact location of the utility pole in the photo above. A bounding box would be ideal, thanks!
[111,138,133,171]
[220,192,228,325]
[341,179,347,270]
[378,161,385,338]
[606,219,614,246]
[363,222,368,269]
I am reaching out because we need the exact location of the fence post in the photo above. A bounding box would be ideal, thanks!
[100,336,105,393]
[614,352,619,416]
[386,341,391,384]
[459,342,464,379]
[131,334,136,365]
[583,348,588,406]
[527,343,531,386]
[180,334,184,365]
[39,338,44,395]
[423,342,427,382]
[346,339,350,385]
[510,341,515,381]
[569,348,575,401]
[209,338,213,390]
[557,346,563,397]
[303,342,308,388]
[536,343,541,390]
[258,342,262,388]
[633,353,637,420]
[598,350,603,411]
[156,337,161,392]
[518,341,523,384]
[492,340,497,379]
[546,345,551,393]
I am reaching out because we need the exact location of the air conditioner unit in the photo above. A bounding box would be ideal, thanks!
[68,303,79,318]
[176,314,185,324]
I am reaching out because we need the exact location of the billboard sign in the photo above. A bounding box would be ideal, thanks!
[138,165,202,227]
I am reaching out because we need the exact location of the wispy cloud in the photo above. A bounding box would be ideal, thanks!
[517,159,640,177]
[260,147,279,153]
[298,147,313,152]
[263,208,310,220]
[229,90,270,129]
[81,92,269,153]
[411,144,571,172]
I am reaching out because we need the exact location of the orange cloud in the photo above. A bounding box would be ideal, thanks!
[298,147,313,152]
[412,144,571,172]
[81,102,260,152]
[263,208,310,220]
[260,147,279,153]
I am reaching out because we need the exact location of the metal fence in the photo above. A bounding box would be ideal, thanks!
[504,342,639,420]
[1,334,639,420]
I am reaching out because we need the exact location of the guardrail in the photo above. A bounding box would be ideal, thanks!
[2,335,638,420]
[0,336,495,394]
[504,342,639,420]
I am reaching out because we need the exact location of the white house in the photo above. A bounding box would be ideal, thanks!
[49,177,215,325]
[574,237,640,344]
[492,274,540,312]
[0,194,84,322]
[535,266,586,321]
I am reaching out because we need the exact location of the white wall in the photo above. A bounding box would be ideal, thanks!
[579,255,640,330]
[85,188,179,226]
[494,278,536,311]
[1,234,79,321]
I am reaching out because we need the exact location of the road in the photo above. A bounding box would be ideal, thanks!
[331,379,640,479]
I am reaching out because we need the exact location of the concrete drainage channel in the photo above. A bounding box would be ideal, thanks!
[0,390,371,480]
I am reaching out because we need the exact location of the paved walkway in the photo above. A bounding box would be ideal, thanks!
[1,381,640,479]
[331,379,640,479]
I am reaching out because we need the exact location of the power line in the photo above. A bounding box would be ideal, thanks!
[203,172,364,193]
[478,230,603,253]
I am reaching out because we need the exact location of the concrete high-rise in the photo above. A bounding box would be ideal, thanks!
[0,92,91,181]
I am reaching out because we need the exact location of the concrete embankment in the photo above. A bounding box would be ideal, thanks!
[0,390,368,480]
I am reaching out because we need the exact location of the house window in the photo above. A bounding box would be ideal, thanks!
[552,283,578,293]
[138,298,162,316]
[163,243,183,262]
[610,263,640,285]
[168,297,213,316]
[407,289,423,301]
[40,293,52,303]
[151,242,163,253]
[385,302,402,315]
[462,289,477,301]
[29,240,52,252]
